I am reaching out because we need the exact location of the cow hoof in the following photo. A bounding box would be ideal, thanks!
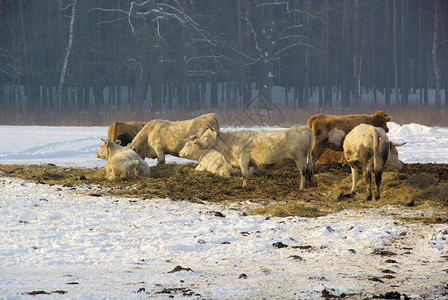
[366,195,372,201]
[337,192,353,201]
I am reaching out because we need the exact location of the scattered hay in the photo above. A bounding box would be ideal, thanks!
[1,163,448,222]
[249,202,329,218]
[406,173,437,189]
[411,183,448,207]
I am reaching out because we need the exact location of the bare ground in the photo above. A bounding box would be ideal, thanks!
[1,162,447,223]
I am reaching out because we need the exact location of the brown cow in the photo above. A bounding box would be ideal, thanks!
[107,121,146,146]
[315,149,345,166]
[307,111,392,168]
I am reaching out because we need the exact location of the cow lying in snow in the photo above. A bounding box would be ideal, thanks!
[96,138,151,180]
[107,121,147,146]
[343,124,405,200]
[194,126,313,189]
[307,111,393,168]
[129,113,220,165]
[179,137,240,178]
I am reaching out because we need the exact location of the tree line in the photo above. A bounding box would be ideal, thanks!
[0,0,447,115]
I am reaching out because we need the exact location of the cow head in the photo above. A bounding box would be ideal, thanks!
[195,127,219,149]
[387,141,406,170]
[373,111,393,133]
[326,127,346,151]
[128,143,148,159]
[179,136,200,159]
[96,138,111,160]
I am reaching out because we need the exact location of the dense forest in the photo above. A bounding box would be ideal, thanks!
[0,0,447,119]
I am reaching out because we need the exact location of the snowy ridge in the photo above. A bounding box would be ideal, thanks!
[1,122,447,167]
[387,122,448,163]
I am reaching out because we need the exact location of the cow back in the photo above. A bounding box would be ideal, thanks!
[130,113,220,158]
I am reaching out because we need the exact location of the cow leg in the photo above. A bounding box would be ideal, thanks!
[311,146,324,173]
[374,171,383,200]
[350,167,359,197]
[155,148,166,165]
[294,158,307,190]
[238,154,250,187]
[365,171,372,200]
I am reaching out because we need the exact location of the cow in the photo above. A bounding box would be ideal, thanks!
[307,111,393,168]
[96,138,151,180]
[179,137,241,178]
[343,124,405,200]
[107,121,146,146]
[315,149,345,166]
[128,113,220,165]
[194,126,313,189]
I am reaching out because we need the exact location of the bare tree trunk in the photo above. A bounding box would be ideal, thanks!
[400,0,409,106]
[151,69,163,111]
[133,65,148,109]
[432,0,441,107]
[353,0,360,105]
[393,0,399,105]
[57,0,77,109]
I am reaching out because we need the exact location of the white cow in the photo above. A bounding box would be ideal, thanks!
[96,138,151,180]
[129,113,220,165]
[179,137,240,178]
[343,124,405,200]
[194,126,313,189]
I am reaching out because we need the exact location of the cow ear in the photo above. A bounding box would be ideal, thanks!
[211,130,219,139]
[115,140,121,145]
[385,115,393,122]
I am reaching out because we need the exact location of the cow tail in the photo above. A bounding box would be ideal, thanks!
[371,127,380,172]
[307,130,314,174]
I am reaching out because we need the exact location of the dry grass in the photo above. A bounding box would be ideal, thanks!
[2,162,447,223]
[1,106,447,127]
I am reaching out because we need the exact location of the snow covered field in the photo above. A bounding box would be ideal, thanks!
[1,123,448,299]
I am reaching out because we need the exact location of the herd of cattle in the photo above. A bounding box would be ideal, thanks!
[95,111,405,200]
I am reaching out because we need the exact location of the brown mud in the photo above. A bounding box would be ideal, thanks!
[1,162,447,222]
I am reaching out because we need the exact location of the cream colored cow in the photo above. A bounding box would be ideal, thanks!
[96,138,151,180]
[194,126,313,189]
[343,124,405,200]
[129,113,220,165]
[179,137,240,178]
